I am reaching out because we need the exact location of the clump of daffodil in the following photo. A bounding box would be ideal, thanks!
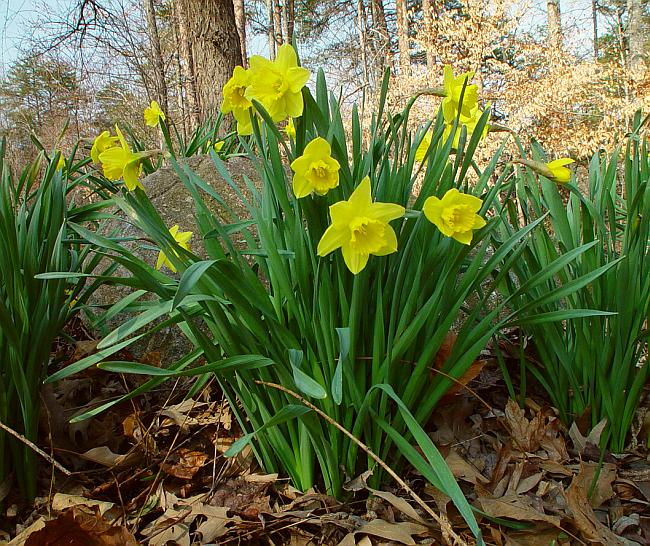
[144,100,166,127]
[156,225,193,273]
[222,66,255,135]
[291,137,340,198]
[317,177,405,274]
[285,118,296,139]
[91,130,119,163]
[246,44,310,122]
[442,65,479,121]
[516,157,575,184]
[423,188,486,245]
[98,125,149,191]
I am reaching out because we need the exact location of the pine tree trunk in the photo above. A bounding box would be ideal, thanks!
[627,0,646,71]
[143,0,169,114]
[274,0,283,44]
[176,0,243,120]
[233,0,247,65]
[396,0,410,75]
[357,0,369,87]
[547,0,562,51]
[591,0,598,59]
[285,0,295,44]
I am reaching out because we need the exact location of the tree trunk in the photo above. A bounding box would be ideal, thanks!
[233,0,247,65]
[627,0,646,71]
[175,1,200,129]
[396,0,409,75]
[422,0,435,75]
[370,0,391,74]
[143,0,169,114]
[274,0,284,44]
[284,0,295,44]
[591,0,598,59]
[172,10,188,140]
[176,0,242,120]
[267,0,277,58]
[547,0,562,51]
[357,0,369,88]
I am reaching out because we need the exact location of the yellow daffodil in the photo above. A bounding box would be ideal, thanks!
[208,140,225,152]
[144,100,165,127]
[91,130,119,163]
[156,225,193,273]
[56,155,65,171]
[442,65,478,122]
[291,137,340,198]
[221,66,254,135]
[415,130,432,163]
[545,158,575,184]
[516,157,575,184]
[285,118,296,139]
[246,44,310,122]
[98,125,147,191]
[423,188,486,245]
[317,177,405,274]
[442,105,488,149]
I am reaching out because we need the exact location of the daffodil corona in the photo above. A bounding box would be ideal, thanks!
[144,100,165,127]
[423,189,486,245]
[91,131,119,164]
[317,177,405,274]
[221,66,254,135]
[291,137,340,198]
[156,225,193,273]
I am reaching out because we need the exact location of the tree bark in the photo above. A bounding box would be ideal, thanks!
[547,0,562,51]
[143,0,168,114]
[627,0,646,71]
[233,0,247,65]
[176,0,243,120]
[284,0,295,44]
[357,0,369,87]
[175,0,200,130]
[396,0,409,75]
[274,0,283,44]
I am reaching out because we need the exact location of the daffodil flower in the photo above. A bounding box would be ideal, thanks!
[545,158,575,184]
[442,105,488,149]
[156,225,193,273]
[246,44,310,122]
[415,131,432,163]
[208,140,225,152]
[317,177,405,274]
[98,125,148,191]
[423,188,486,245]
[55,155,66,171]
[285,118,296,139]
[91,131,119,163]
[516,157,575,184]
[221,66,254,135]
[442,65,479,122]
[291,137,340,198]
[144,100,165,127]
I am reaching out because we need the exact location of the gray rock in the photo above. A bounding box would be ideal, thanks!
[86,154,261,365]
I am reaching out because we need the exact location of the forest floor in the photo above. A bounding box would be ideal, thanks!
[1,318,649,546]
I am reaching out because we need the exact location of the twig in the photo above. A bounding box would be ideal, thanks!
[255,380,470,546]
[0,420,71,476]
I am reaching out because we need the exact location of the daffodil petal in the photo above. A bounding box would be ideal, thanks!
[341,244,369,275]
[317,225,348,256]
[369,202,405,223]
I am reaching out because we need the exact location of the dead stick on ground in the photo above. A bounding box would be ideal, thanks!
[255,380,470,546]
[0,420,71,476]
